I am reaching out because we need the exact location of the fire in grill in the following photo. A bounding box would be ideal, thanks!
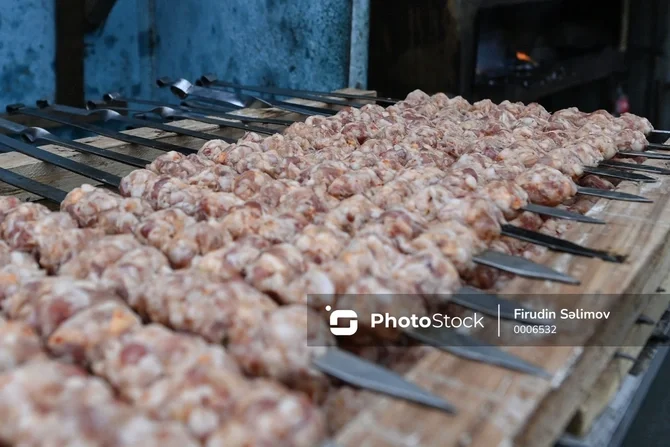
[0,75,666,446]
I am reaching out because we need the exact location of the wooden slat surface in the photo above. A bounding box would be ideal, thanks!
[1,88,667,447]
[335,158,670,447]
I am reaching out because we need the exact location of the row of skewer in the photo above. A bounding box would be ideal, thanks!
[0,76,668,446]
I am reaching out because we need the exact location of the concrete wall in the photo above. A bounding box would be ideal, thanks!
[0,0,363,106]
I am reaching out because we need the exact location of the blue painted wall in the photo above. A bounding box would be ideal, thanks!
[0,0,358,106]
[153,0,352,91]
[0,0,56,106]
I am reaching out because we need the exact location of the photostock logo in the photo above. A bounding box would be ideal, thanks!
[326,305,358,336]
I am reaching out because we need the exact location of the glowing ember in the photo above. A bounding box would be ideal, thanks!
[516,51,537,65]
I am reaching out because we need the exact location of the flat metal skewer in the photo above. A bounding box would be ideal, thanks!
[160,77,339,116]
[500,224,625,262]
[577,186,652,203]
[7,104,198,155]
[200,73,401,104]
[473,250,580,284]
[0,117,149,168]
[618,150,670,160]
[645,142,670,151]
[520,203,605,224]
[36,101,232,143]
[582,166,657,183]
[199,76,364,108]
[102,92,296,126]
[0,134,121,188]
[600,160,670,175]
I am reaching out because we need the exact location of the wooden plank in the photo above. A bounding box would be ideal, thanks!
[566,288,670,436]
[0,88,375,200]
[335,158,670,447]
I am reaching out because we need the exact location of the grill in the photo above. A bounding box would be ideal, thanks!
[0,75,668,447]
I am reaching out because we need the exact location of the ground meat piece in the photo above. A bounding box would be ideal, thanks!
[195,191,244,220]
[143,271,277,344]
[392,247,460,307]
[516,165,578,206]
[579,174,614,190]
[89,323,239,402]
[207,380,326,447]
[136,365,250,441]
[227,305,333,402]
[36,227,104,273]
[245,243,309,302]
[256,213,308,244]
[407,185,456,220]
[191,250,243,283]
[198,138,232,161]
[118,169,160,198]
[147,177,204,215]
[0,202,51,251]
[481,180,530,219]
[199,235,270,273]
[328,168,383,199]
[261,133,305,157]
[134,209,196,252]
[232,169,274,200]
[6,277,118,338]
[185,164,237,192]
[284,265,336,307]
[0,248,44,302]
[164,220,232,268]
[298,161,350,187]
[0,320,47,372]
[235,150,288,178]
[94,197,154,234]
[409,221,485,273]
[276,186,328,221]
[100,246,171,314]
[369,179,415,209]
[47,300,141,364]
[318,195,383,234]
[250,179,301,211]
[221,202,265,239]
[0,196,21,224]
[292,224,349,264]
[58,235,142,279]
[148,151,213,178]
[435,196,504,243]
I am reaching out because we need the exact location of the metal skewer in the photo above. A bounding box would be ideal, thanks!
[645,142,670,151]
[160,77,339,116]
[600,160,670,175]
[0,117,149,168]
[7,104,198,155]
[577,186,652,203]
[618,150,670,160]
[520,204,605,224]
[35,101,233,143]
[199,76,364,108]
[582,166,657,183]
[0,134,121,188]
[90,102,277,136]
[102,92,296,126]
[500,224,625,262]
[199,73,401,104]
[473,250,579,284]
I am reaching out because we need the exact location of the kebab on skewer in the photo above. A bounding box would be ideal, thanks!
[0,198,455,438]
